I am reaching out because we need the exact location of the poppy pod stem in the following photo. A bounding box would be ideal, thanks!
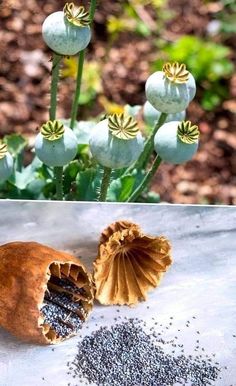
[125,112,167,174]
[127,155,162,202]
[54,166,64,200]
[89,0,97,21]
[49,53,62,121]
[49,54,64,200]
[99,167,112,202]
[70,50,85,129]
[70,0,97,129]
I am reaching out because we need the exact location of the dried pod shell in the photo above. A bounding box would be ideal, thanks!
[0,242,94,344]
[94,221,172,306]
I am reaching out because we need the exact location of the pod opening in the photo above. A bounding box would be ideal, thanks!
[40,262,92,342]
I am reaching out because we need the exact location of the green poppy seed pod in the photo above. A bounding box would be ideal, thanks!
[89,114,144,169]
[42,3,91,56]
[145,62,196,114]
[0,143,13,183]
[154,120,200,164]
[143,101,186,127]
[35,120,78,167]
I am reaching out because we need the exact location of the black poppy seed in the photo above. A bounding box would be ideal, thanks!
[41,287,84,339]
[68,318,221,386]
[49,277,86,297]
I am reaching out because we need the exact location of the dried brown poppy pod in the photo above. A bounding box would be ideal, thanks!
[94,220,172,306]
[0,241,94,345]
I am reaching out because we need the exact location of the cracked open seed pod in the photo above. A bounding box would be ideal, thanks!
[94,221,172,306]
[0,242,94,344]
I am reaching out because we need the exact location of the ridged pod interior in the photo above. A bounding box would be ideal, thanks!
[94,221,172,306]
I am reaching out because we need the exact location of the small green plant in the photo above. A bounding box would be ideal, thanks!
[0,2,202,203]
[213,0,236,35]
[153,35,234,111]
[62,58,102,105]
[106,0,171,49]
[0,143,13,183]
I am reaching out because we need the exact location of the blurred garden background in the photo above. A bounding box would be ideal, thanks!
[0,0,235,204]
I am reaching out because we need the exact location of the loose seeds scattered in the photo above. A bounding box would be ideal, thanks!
[68,318,222,386]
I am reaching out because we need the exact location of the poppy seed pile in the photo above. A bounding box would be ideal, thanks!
[41,277,86,339]
[68,316,223,386]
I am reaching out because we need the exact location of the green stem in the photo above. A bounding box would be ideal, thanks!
[124,112,167,175]
[54,166,64,200]
[49,53,62,121]
[70,50,85,129]
[99,167,112,202]
[70,0,97,129]
[89,0,97,20]
[127,155,162,202]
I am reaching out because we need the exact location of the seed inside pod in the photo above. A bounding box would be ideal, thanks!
[40,264,92,341]
[0,242,94,344]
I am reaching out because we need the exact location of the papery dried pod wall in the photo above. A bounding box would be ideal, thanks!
[94,221,172,306]
[0,242,94,344]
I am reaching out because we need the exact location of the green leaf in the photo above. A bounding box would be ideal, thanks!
[63,160,80,194]
[26,179,47,199]
[141,191,160,203]
[3,134,27,156]
[7,156,47,190]
[61,119,96,145]
[135,22,151,37]
[9,167,36,190]
[107,175,136,202]
[74,167,101,201]
[124,104,142,118]
[201,91,221,111]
